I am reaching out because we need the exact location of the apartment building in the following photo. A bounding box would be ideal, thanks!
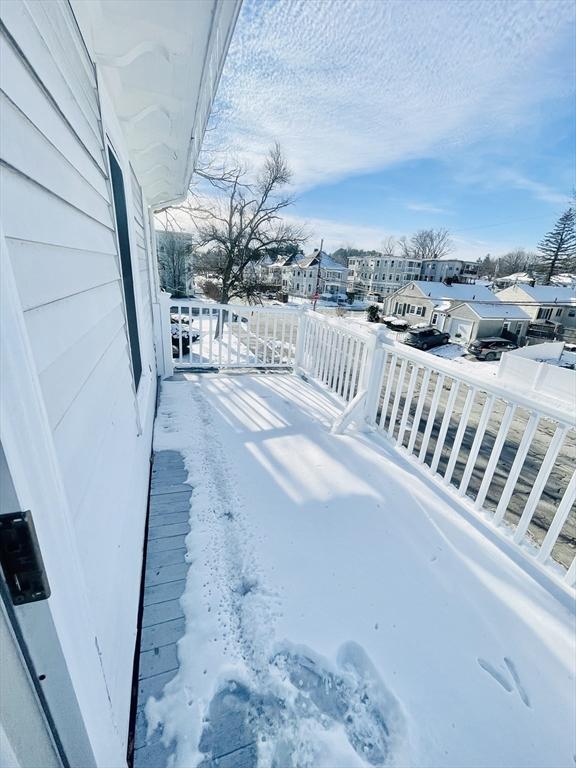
[420,258,479,283]
[347,254,422,299]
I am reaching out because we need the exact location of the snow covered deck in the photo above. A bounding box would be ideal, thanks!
[136,372,575,768]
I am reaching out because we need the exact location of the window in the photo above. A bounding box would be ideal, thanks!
[395,275,400,281]
[537,307,553,320]
[416,306,423,316]
[421,306,426,317]
[569,309,575,317]
[555,308,563,317]
[432,313,438,325]
[296,283,300,291]
[108,148,141,390]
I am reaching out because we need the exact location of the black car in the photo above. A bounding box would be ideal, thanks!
[404,327,450,350]
[467,337,518,360]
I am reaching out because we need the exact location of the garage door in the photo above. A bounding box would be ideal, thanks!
[452,320,473,343]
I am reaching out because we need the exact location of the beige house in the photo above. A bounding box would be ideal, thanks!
[496,284,576,328]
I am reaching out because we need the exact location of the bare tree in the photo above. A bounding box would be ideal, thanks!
[380,236,397,256]
[190,143,307,305]
[497,248,537,277]
[156,231,194,297]
[409,229,453,260]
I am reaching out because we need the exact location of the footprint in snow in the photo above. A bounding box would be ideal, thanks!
[196,642,406,767]
[477,657,531,707]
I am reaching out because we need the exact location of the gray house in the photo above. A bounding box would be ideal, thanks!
[445,301,530,344]
[384,281,498,326]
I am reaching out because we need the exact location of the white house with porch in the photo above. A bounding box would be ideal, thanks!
[1,2,575,768]
[0,1,239,765]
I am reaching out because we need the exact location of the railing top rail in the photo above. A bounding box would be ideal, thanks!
[378,336,575,427]
[303,309,373,341]
[167,298,301,313]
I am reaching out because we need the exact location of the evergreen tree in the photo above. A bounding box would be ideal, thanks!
[536,207,576,284]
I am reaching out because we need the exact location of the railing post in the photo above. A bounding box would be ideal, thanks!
[293,306,307,375]
[158,290,174,379]
[363,329,387,428]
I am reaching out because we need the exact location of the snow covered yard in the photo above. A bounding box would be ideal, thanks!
[145,372,575,768]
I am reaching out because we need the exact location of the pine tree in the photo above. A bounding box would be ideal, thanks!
[536,207,576,284]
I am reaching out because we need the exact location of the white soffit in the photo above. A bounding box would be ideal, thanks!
[72,0,241,209]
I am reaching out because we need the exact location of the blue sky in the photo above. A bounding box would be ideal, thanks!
[210,0,575,258]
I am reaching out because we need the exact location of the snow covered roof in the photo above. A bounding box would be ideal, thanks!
[457,302,531,320]
[550,273,576,288]
[407,281,497,302]
[494,272,534,285]
[507,284,576,304]
[297,250,346,271]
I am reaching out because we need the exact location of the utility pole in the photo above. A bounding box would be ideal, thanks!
[312,238,324,311]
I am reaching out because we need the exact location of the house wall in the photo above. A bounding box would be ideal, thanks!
[497,285,576,327]
[1,3,157,764]
[385,292,433,322]
[446,305,529,342]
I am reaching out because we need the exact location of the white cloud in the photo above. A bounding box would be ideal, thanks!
[406,202,451,215]
[497,171,571,206]
[214,0,574,190]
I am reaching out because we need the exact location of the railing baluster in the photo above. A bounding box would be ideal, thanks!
[443,386,476,485]
[332,330,344,392]
[314,322,324,379]
[327,329,338,389]
[272,315,278,365]
[430,379,460,474]
[379,354,398,430]
[366,349,389,427]
[514,425,569,544]
[320,326,330,383]
[208,309,213,364]
[474,402,516,510]
[342,336,355,400]
[418,373,444,462]
[255,312,260,364]
[565,555,576,588]
[397,364,419,447]
[339,334,352,398]
[537,471,576,564]
[177,306,183,362]
[493,412,539,526]
[197,309,203,366]
[407,367,431,455]
[218,309,223,366]
[459,394,495,496]
[227,308,232,365]
[349,338,363,401]
[388,359,408,440]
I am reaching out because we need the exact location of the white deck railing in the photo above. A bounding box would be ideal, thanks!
[161,298,575,591]
[162,297,300,370]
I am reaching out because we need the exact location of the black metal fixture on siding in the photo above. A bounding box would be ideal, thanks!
[0,511,50,604]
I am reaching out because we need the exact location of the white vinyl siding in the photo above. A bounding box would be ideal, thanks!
[0,1,155,758]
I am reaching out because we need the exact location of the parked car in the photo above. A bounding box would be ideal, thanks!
[467,337,518,360]
[404,327,450,350]
[171,322,199,355]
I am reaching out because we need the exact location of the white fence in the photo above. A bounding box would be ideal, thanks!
[162,299,575,591]
[163,298,300,369]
